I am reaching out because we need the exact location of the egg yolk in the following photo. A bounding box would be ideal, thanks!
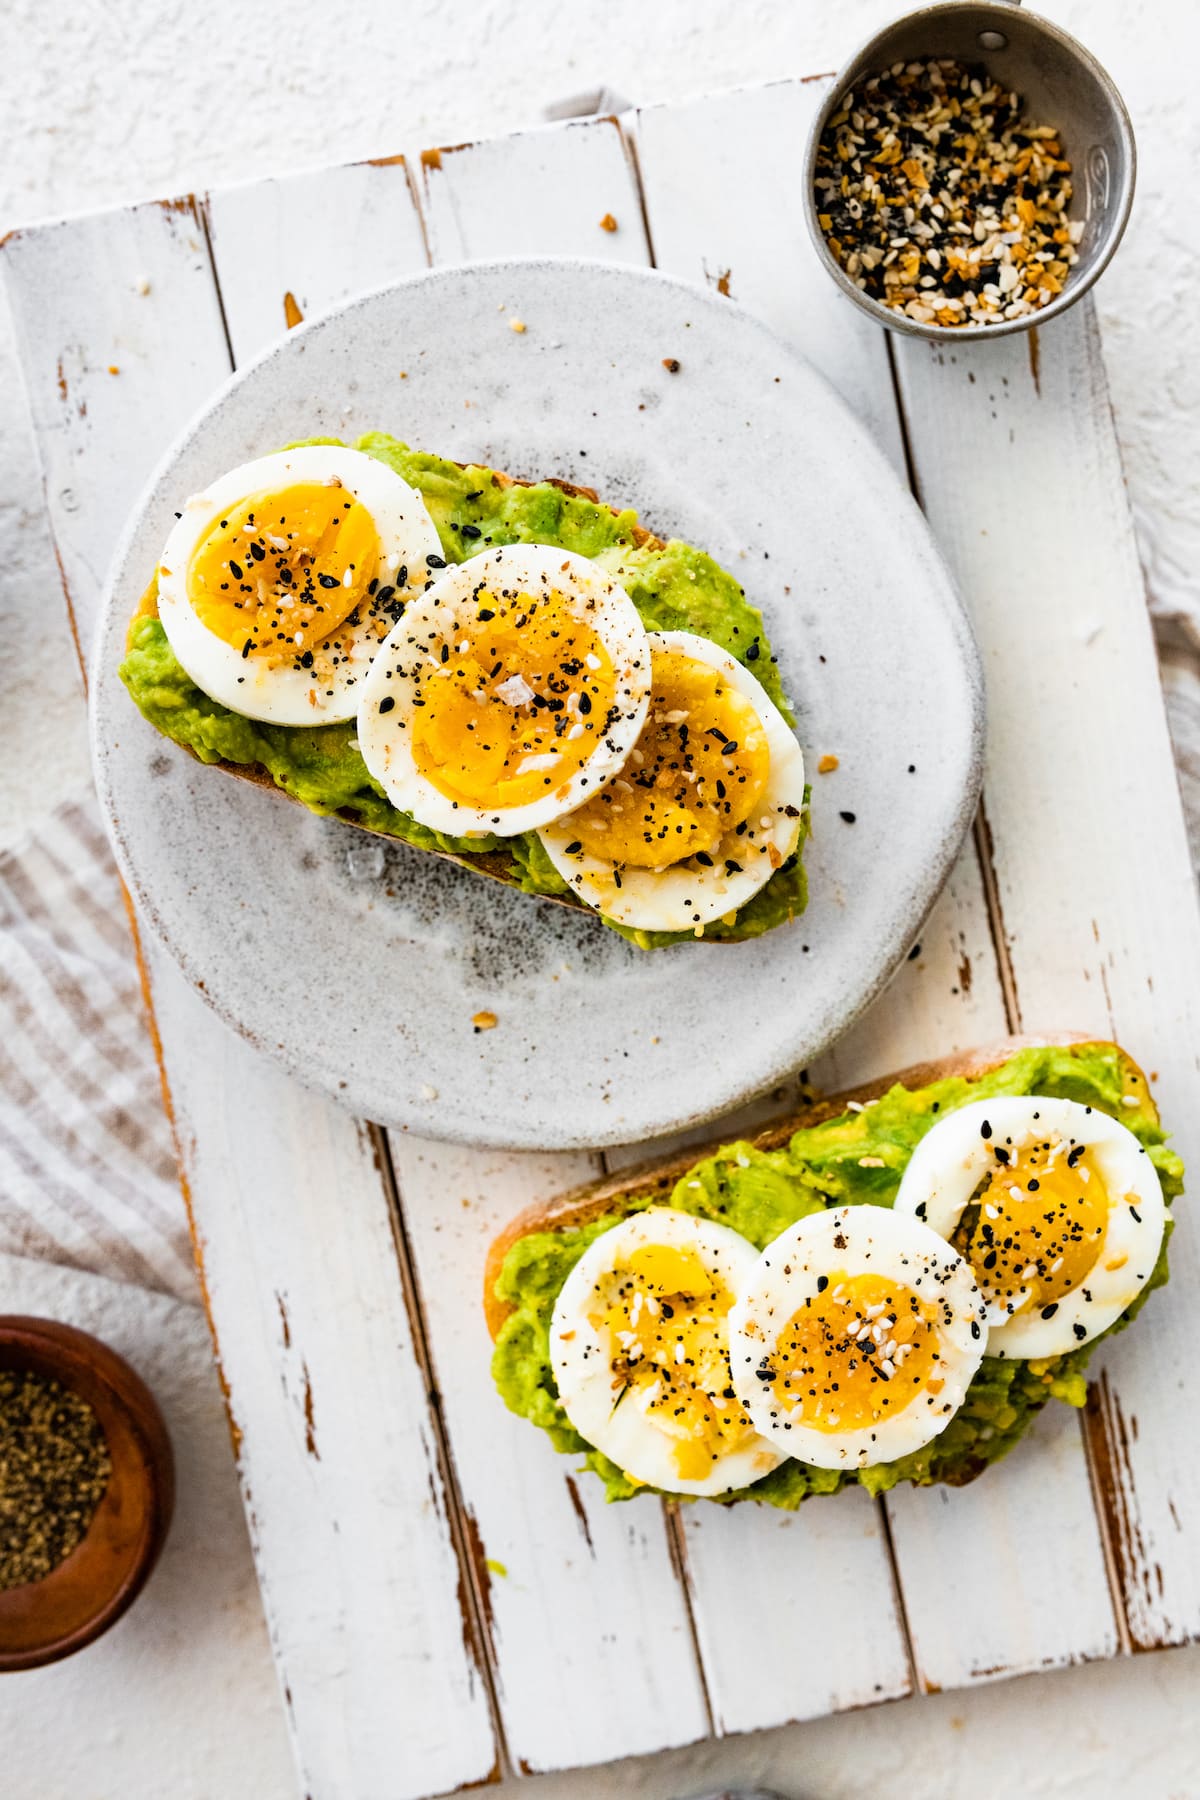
[591,1241,753,1482]
[952,1137,1110,1317]
[409,583,620,811]
[762,1272,942,1433]
[565,649,771,868]
[185,483,381,664]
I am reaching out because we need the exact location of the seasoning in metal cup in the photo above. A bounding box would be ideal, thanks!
[813,57,1082,329]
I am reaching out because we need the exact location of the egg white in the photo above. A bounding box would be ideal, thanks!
[156,445,444,726]
[536,630,805,935]
[728,1205,986,1470]
[550,1208,785,1498]
[892,1095,1167,1358]
[356,543,651,838]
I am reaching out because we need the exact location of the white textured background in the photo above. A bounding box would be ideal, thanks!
[2,2,1199,1796]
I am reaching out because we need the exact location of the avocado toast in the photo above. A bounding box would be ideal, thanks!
[120,433,810,950]
[487,1038,1180,1505]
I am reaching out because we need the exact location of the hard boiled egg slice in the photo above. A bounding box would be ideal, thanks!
[728,1205,986,1470]
[356,543,650,838]
[536,630,805,934]
[550,1207,785,1498]
[893,1096,1167,1358]
[156,445,444,726]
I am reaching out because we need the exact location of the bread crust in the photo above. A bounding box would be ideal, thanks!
[483,1034,1150,1340]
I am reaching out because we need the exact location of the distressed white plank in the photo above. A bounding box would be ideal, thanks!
[894,303,1200,1650]
[418,117,649,265]
[899,1400,1118,1689]
[2,197,499,1798]
[2,200,228,677]
[150,952,498,1793]
[395,113,712,1772]
[632,82,1120,1704]
[392,1138,712,1770]
[677,1489,908,1731]
[202,158,428,365]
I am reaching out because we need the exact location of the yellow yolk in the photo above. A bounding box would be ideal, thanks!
[766,1272,942,1433]
[410,584,618,810]
[954,1139,1110,1316]
[185,483,381,664]
[592,1240,752,1482]
[565,648,771,869]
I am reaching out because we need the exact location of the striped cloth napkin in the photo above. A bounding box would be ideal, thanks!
[0,792,196,1303]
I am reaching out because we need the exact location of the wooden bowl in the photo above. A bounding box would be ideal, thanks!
[0,1316,175,1669]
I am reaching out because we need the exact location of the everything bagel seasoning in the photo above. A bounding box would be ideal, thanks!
[814,58,1082,328]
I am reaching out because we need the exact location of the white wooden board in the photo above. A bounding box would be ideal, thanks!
[202,158,429,365]
[4,71,1198,1800]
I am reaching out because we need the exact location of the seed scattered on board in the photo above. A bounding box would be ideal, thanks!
[473,1010,499,1033]
[814,58,1082,327]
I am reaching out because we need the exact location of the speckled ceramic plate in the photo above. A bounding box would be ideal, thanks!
[92,258,983,1151]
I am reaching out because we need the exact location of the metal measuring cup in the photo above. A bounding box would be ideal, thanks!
[801,0,1135,340]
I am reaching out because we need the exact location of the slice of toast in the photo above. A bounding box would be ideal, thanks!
[483,1033,1137,1339]
[132,470,663,906]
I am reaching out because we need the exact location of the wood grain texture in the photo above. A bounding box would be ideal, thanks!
[390,1136,712,1770]
[629,79,1122,1700]
[892,303,1200,1650]
[2,199,229,682]
[202,159,428,365]
[148,952,499,1794]
[2,193,500,1798]
[417,116,649,266]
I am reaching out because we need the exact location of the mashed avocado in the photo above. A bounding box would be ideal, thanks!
[119,433,808,948]
[491,1042,1182,1506]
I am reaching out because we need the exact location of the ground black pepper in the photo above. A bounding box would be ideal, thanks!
[0,1369,111,1590]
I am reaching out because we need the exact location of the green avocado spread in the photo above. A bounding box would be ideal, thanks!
[119,433,809,949]
[491,1042,1182,1506]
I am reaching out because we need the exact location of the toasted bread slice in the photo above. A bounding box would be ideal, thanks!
[483,1033,1141,1340]
[132,469,663,906]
